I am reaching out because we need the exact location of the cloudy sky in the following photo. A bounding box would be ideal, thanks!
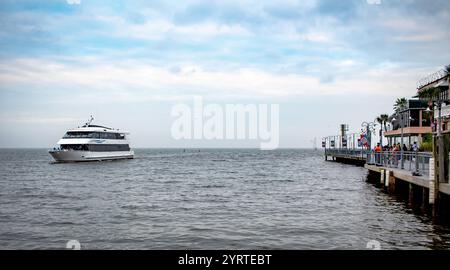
[0,0,449,148]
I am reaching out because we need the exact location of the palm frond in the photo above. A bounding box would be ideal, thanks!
[393,97,408,113]
[417,87,440,101]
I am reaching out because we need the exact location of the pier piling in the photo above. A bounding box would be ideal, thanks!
[388,171,396,193]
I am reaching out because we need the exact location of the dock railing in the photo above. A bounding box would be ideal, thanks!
[325,148,370,160]
[326,148,433,177]
[367,151,432,177]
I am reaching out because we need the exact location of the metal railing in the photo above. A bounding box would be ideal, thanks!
[367,151,432,177]
[326,148,450,182]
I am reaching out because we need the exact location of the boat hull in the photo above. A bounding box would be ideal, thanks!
[49,150,134,162]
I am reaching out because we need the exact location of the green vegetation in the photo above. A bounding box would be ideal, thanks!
[376,114,389,132]
[393,97,408,113]
[417,87,440,102]
[423,133,433,143]
[420,141,433,152]
[376,114,389,145]
[420,134,433,152]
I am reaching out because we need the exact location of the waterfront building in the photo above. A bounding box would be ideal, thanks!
[416,67,450,133]
[384,66,450,147]
[384,99,432,147]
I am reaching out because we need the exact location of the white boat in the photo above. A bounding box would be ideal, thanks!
[49,116,134,162]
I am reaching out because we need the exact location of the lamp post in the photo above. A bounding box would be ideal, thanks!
[392,113,414,170]
[436,100,446,185]
[425,100,447,183]
[361,121,376,164]
[399,113,404,169]
[379,126,383,149]
[428,99,446,219]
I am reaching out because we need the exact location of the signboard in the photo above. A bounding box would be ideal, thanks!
[359,134,368,147]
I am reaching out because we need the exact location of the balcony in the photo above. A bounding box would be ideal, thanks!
[384,126,432,137]
[384,99,433,138]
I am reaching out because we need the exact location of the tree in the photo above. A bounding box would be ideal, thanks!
[445,64,450,75]
[393,97,408,113]
[376,114,390,134]
[417,87,440,102]
[376,114,389,146]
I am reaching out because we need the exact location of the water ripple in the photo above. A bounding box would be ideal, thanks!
[0,149,449,249]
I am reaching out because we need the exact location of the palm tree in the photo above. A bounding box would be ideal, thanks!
[417,87,440,102]
[376,114,390,146]
[391,98,408,145]
[376,114,390,133]
[393,97,408,113]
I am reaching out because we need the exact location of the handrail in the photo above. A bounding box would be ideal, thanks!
[326,148,433,177]
[367,151,432,177]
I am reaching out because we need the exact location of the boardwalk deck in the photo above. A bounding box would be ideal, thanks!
[364,164,450,196]
[326,148,450,195]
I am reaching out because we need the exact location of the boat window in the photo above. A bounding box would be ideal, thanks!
[61,144,130,151]
[88,144,130,152]
[96,132,124,139]
[63,131,125,140]
[63,132,99,138]
[100,133,112,139]
[60,144,89,151]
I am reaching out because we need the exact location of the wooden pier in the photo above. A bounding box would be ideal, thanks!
[325,148,450,223]
[364,164,450,195]
[324,149,368,166]
[364,164,450,223]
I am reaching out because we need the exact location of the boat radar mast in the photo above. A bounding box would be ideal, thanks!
[83,115,94,127]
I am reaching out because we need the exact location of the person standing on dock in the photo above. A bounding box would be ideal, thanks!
[374,143,382,165]
[403,144,409,161]
[412,142,418,152]
[393,143,401,166]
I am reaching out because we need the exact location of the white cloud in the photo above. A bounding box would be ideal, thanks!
[376,12,449,43]
[93,15,252,41]
[301,32,331,43]
[380,18,419,31]
[393,33,442,42]
[3,116,84,124]
[67,0,81,5]
[0,58,424,105]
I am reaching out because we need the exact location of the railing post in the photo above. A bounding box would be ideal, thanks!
[413,151,421,176]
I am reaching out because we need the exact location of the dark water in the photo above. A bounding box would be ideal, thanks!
[0,149,449,250]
